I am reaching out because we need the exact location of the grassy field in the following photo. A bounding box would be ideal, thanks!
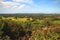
[54,20,60,24]
[0,14,60,40]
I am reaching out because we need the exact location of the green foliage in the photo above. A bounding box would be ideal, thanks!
[0,14,60,40]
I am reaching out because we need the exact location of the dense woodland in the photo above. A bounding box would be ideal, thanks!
[0,14,60,40]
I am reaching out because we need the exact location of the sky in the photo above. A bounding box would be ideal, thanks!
[0,0,60,14]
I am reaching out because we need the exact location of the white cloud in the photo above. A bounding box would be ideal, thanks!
[13,4,26,10]
[1,0,33,10]
[0,0,2,2]
[2,2,14,8]
[1,1,25,9]
[18,4,26,9]
[13,0,33,4]
[13,0,25,2]
[0,0,3,4]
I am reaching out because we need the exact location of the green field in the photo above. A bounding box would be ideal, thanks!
[54,20,60,24]
[0,14,60,40]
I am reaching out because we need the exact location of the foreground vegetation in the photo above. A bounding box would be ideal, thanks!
[0,14,60,40]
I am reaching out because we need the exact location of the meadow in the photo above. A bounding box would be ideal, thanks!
[0,14,60,40]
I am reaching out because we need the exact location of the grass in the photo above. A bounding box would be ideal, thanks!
[54,20,60,24]
[0,16,60,40]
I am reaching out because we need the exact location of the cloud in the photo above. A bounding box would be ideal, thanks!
[13,0,33,4]
[13,4,26,10]
[2,2,15,8]
[0,0,3,4]
[1,0,33,10]
[18,4,26,9]
[13,0,26,2]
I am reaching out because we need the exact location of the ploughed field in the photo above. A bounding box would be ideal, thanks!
[0,14,60,40]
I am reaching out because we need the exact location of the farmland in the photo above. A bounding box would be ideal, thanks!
[0,14,60,40]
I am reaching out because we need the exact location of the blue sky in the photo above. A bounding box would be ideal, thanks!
[0,0,60,13]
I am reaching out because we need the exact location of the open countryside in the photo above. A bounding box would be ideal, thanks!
[0,14,60,40]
